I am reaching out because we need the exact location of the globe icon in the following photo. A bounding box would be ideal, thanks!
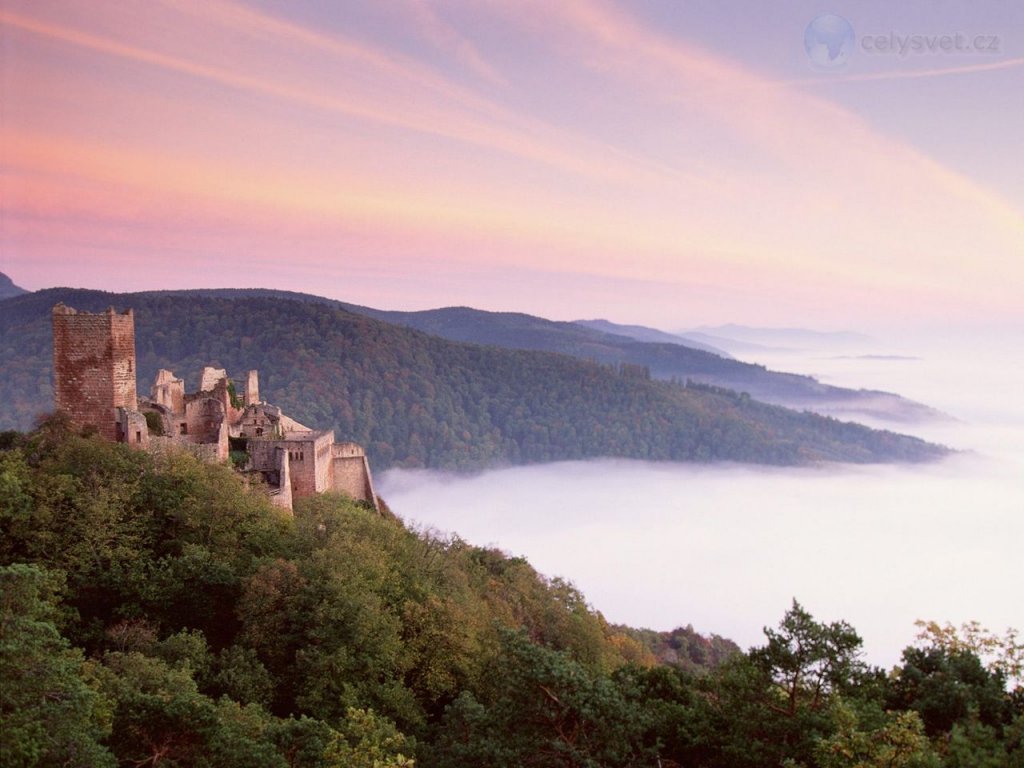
[804,14,855,69]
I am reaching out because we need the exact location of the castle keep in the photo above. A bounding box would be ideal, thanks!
[52,303,378,512]
[52,304,144,444]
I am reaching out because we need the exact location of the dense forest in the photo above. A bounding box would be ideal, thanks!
[119,285,942,422]
[0,289,947,470]
[1,424,1020,766]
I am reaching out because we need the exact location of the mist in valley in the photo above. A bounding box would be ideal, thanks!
[379,331,1024,669]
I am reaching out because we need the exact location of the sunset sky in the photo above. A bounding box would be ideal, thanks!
[2,0,1022,331]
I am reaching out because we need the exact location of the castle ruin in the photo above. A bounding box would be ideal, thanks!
[51,303,379,512]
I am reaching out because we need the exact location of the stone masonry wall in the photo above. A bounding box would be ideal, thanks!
[199,366,228,393]
[184,396,225,444]
[270,447,293,512]
[245,370,259,406]
[286,431,334,498]
[151,369,185,414]
[247,439,281,477]
[331,442,379,510]
[52,304,137,441]
[117,407,149,448]
[285,440,315,498]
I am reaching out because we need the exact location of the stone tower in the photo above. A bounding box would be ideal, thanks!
[52,304,138,441]
[245,369,259,406]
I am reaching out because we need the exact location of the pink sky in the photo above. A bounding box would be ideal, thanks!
[2,0,1022,331]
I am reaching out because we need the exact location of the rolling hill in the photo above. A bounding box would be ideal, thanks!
[95,286,943,424]
[0,288,947,470]
[359,307,943,423]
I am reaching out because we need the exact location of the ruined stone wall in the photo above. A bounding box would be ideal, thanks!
[246,442,297,511]
[117,408,149,448]
[138,401,174,437]
[246,439,280,475]
[313,432,333,492]
[286,431,334,498]
[214,419,229,462]
[148,435,223,463]
[333,441,365,458]
[212,377,244,427]
[109,312,137,410]
[184,396,225,444]
[331,442,379,510]
[285,442,313,497]
[234,403,282,439]
[191,441,224,463]
[147,435,181,456]
[151,370,185,415]
[196,376,237,423]
[52,304,137,441]
[51,303,375,513]
[199,366,228,393]
[269,448,292,511]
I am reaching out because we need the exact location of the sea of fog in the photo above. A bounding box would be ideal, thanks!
[379,333,1024,669]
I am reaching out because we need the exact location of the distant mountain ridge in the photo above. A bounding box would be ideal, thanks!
[0,282,945,423]
[358,308,944,423]
[573,318,730,356]
[0,287,948,470]
[688,324,873,350]
[144,287,942,424]
[0,272,27,300]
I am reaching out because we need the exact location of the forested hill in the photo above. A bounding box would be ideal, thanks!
[122,286,943,423]
[1,428,1018,766]
[0,288,947,469]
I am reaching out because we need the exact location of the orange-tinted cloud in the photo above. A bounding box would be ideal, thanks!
[2,0,1021,326]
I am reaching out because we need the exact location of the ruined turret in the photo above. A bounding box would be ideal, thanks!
[52,304,142,443]
[245,369,260,406]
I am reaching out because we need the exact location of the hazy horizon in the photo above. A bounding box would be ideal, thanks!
[6,270,1024,343]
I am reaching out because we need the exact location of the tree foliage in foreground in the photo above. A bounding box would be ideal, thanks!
[0,424,1018,766]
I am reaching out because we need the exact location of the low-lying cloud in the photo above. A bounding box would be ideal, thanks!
[380,335,1024,669]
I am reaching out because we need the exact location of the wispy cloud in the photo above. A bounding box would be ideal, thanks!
[393,0,509,86]
[1,0,1021,325]
[786,56,1024,85]
[0,3,673,187]
[475,0,1024,281]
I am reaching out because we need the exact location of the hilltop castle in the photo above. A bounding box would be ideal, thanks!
[51,303,378,512]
